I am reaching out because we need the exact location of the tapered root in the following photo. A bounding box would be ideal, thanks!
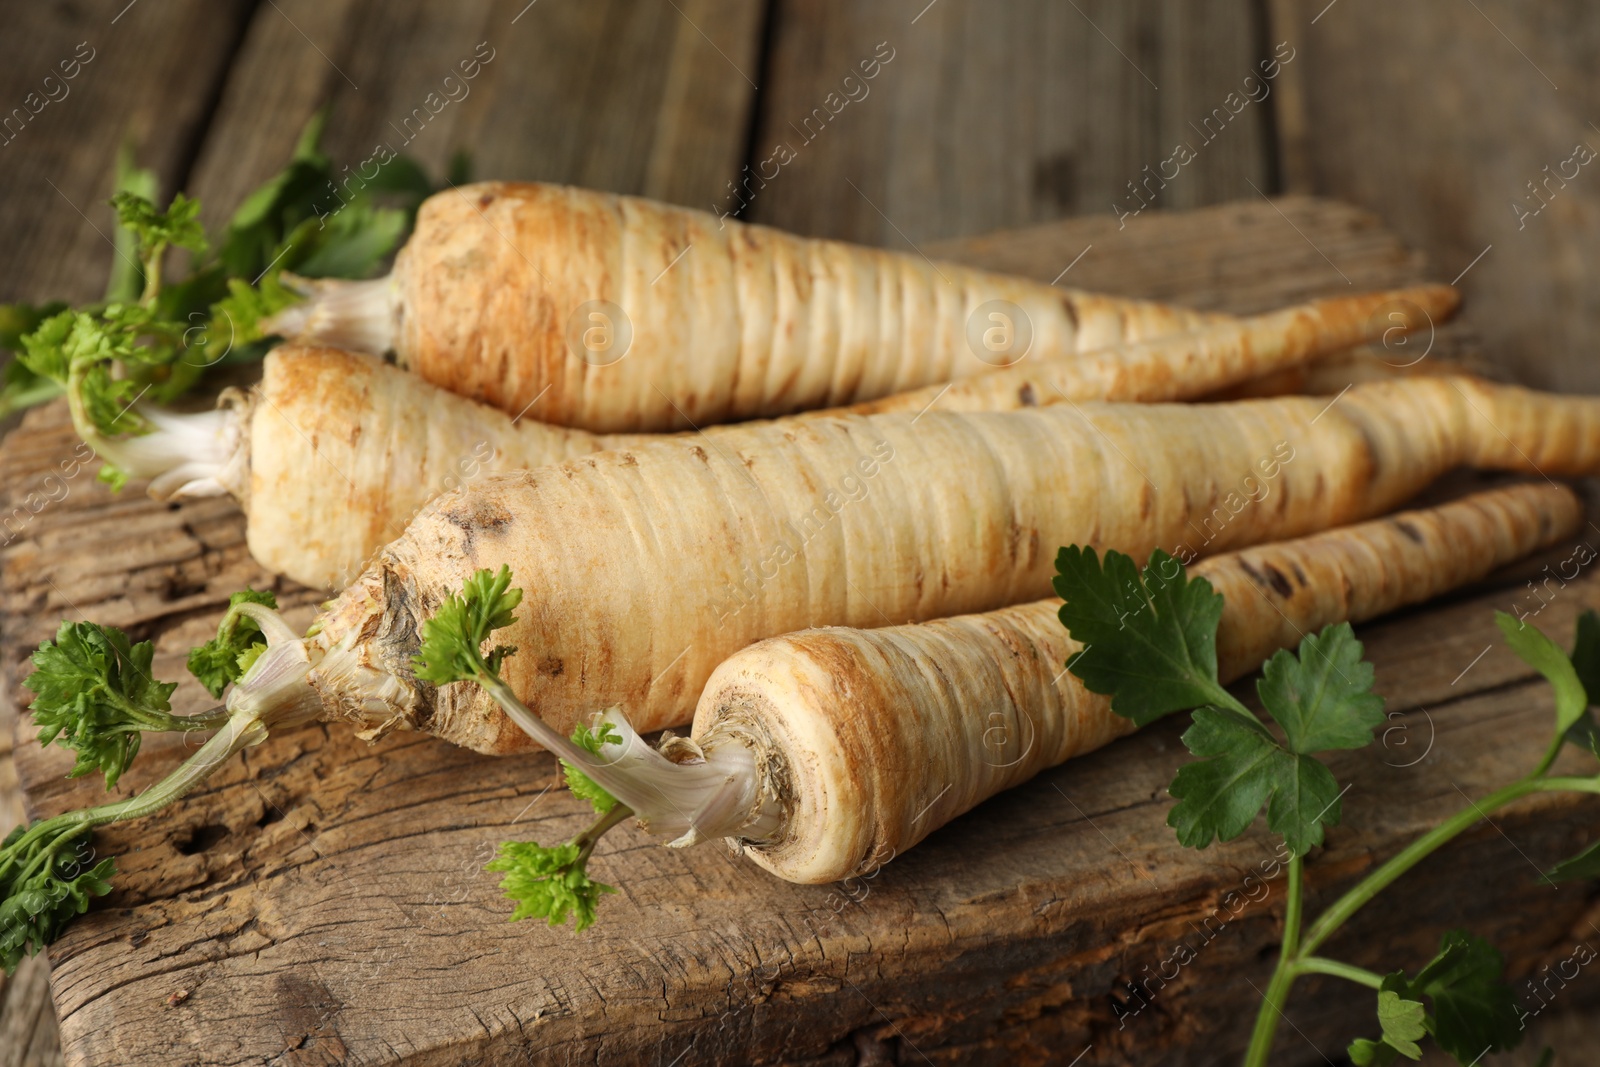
[695,482,1583,884]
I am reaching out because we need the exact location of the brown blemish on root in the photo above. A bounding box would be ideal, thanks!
[1394,519,1425,544]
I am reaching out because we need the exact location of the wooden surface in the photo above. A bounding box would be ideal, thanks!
[3,199,1595,1066]
[749,0,1273,245]
[3,3,1599,1062]
[1269,0,1600,395]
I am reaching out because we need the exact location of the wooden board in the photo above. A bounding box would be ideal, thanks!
[0,0,254,308]
[746,0,1273,245]
[1269,0,1600,395]
[9,198,1598,1066]
[184,0,766,227]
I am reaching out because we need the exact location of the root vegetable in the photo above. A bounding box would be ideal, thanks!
[116,283,1450,589]
[689,482,1582,883]
[269,180,1259,432]
[308,375,1600,754]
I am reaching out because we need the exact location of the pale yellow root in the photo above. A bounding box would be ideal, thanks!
[687,482,1583,883]
[244,285,1449,588]
[302,375,1600,756]
[846,285,1458,415]
[295,181,1237,432]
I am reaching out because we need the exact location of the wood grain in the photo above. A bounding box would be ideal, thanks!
[8,202,1595,1066]
[184,0,765,228]
[1271,0,1600,394]
[744,0,1275,245]
[0,0,253,307]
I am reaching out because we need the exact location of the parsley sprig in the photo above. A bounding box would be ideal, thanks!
[413,567,631,932]
[3,586,320,974]
[2,111,455,481]
[187,588,280,698]
[24,621,225,789]
[1055,545,1600,1066]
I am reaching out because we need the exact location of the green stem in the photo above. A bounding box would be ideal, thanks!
[2,714,264,892]
[1300,775,1600,960]
[573,804,633,865]
[1243,855,1304,1067]
[140,244,165,305]
[1293,956,1384,989]
[1530,733,1565,779]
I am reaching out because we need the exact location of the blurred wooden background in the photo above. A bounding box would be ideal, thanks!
[1,0,1596,1063]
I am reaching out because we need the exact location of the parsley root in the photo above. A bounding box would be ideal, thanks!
[686,483,1582,882]
[113,281,1445,590]
[303,375,1600,753]
[268,180,1431,432]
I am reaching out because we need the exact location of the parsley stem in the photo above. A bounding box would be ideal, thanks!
[1531,733,1565,779]
[1291,956,1383,989]
[1299,775,1600,961]
[574,804,633,865]
[1243,855,1304,1066]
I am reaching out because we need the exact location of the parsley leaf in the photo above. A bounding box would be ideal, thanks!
[0,821,117,975]
[1373,984,1427,1060]
[1259,623,1386,753]
[1169,624,1382,855]
[112,191,207,260]
[187,589,280,698]
[1168,708,1343,855]
[413,566,522,685]
[1347,931,1520,1064]
[1497,611,1589,736]
[1055,546,1231,727]
[1412,931,1522,1061]
[564,721,622,814]
[487,838,616,933]
[25,621,182,789]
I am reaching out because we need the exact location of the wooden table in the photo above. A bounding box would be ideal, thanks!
[6,196,1598,1066]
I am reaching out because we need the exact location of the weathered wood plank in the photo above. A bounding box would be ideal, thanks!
[0,0,253,306]
[0,4,257,1056]
[1270,0,1600,393]
[7,202,1593,1065]
[744,0,1275,245]
[185,0,765,227]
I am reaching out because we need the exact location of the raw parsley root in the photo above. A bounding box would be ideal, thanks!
[3,111,447,482]
[409,483,1573,936]
[93,283,1444,589]
[271,179,1252,433]
[301,374,1600,757]
[684,482,1582,883]
[842,285,1456,416]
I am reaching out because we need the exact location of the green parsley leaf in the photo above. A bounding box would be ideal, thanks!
[1496,611,1588,736]
[487,838,616,933]
[1168,623,1381,855]
[208,274,301,353]
[0,820,117,975]
[294,201,408,279]
[564,722,622,814]
[1167,708,1344,855]
[0,301,70,353]
[1055,546,1231,727]
[187,589,279,699]
[1411,930,1521,1062]
[1257,623,1385,753]
[111,191,207,260]
[1348,932,1521,1064]
[1347,1036,1405,1066]
[24,621,181,789]
[1374,985,1427,1060]
[413,566,522,685]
